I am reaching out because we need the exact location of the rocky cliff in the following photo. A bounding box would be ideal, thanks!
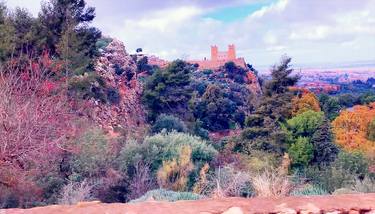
[89,38,147,138]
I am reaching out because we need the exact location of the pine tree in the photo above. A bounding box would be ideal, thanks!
[142,60,195,121]
[242,56,299,154]
[310,118,339,166]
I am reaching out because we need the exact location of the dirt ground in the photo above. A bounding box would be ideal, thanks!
[3,193,375,214]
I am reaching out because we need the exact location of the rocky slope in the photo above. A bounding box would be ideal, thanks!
[89,38,147,138]
[4,194,375,214]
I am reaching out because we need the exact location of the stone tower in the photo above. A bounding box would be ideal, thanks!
[227,44,236,60]
[211,45,218,61]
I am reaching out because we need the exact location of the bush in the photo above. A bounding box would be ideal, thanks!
[288,137,314,168]
[350,177,375,193]
[143,131,217,166]
[290,185,328,196]
[129,189,203,203]
[69,128,115,182]
[107,87,121,104]
[57,180,94,205]
[286,110,324,138]
[304,152,371,193]
[251,169,293,197]
[157,146,194,191]
[118,131,217,182]
[151,114,187,133]
[68,73,107,102]
[200,166,253,197]
[96,37,113,51]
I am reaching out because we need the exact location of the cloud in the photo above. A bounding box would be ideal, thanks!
[4,0,375,68]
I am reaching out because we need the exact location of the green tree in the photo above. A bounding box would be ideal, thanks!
[0,3,15,61]
[319,94,341,120]
[193,84,238,131]
[241,56,299,154]
[142,60,195,121]
[57,13,90,76]
[39,0,101,72]
[310,118,339,166]
[286,110,325,138]
[288,137,314,168]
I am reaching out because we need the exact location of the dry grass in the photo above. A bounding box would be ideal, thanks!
[251,169,293,197]
[58,180,94,205]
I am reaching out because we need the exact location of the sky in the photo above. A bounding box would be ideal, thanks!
[4,0,375,69]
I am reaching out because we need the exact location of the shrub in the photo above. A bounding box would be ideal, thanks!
[69,128,115,182]
[251,169,293,197]
[151,114,187,133]
[200,166,253,197]
[68,73,107,102]
[286,110,324,138]
[143,131,217,168]
[351,177,375,193]
[332,188,357,195]
[288,137,314,168]
[113,64,125,75]
[332,152,369,178]
[107,87,121,104]
[57,180,94,205]
[96,37,113,51]
[129,189,203,203]
[290,185,328,196]
[118,132,217,185]
[304,152,370,193]
[157,146,194,191]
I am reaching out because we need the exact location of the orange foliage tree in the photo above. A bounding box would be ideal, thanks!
[332,102,375,156]
[292,91,321,116]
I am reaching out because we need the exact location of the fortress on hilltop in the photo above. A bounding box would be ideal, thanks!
[189,44,247,70]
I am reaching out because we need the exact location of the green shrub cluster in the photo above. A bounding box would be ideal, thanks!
[130,189,203,203]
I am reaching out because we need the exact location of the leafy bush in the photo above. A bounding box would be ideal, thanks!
[151,114,187,133]
[69,128,115,182]
[286,110,324,138]
[291,185,328,196]
[68,73,107,102]
[96,37,113,51]
[129,189,203,203]
[304,152,371,193]
[157,146,194,191]
[118,131,217,177]
[288,137,314,168]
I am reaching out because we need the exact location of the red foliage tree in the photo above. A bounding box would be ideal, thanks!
[0,56,79,206]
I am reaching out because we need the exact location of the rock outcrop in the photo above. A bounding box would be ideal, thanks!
[90,38,147,138]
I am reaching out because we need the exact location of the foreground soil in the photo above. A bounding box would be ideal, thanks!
[3,193,375,214]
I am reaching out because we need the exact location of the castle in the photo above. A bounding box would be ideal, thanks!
[189,44,247,70]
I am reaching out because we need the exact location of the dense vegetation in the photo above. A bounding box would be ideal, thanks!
[0,0,375,209]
